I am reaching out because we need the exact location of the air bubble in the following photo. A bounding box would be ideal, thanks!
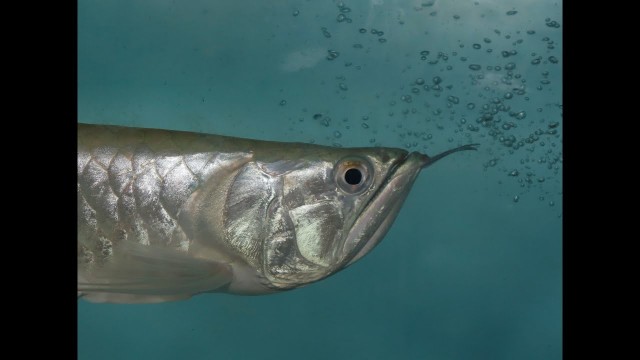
[327,50,340,60]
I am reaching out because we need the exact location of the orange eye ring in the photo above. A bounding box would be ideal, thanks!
[334,157,373,194]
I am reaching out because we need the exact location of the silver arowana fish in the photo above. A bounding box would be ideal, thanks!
[78,123,477,303]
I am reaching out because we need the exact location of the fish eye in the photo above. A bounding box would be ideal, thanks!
[334,157,373,194]
[344,168,362,185]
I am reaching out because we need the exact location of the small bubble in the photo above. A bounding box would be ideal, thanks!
[545,20,561,28]
[361,123,369,129]
[467,103,476,110]
[339,83,348,91]
[401,94,413,103]
[548,56,559,64]
[472,43,481,49]
[378,38,387,43]
[513,195,519,203]
[506,10,518,15]
[483,38,492,43]
[420,50,430,56]
[327,50,340,60]
[337,14,347,22]
[279,100,287,106]
[293,9,300,16]
[415,78,425,85]
[432,76,442,84]
[469,64,481,71]
[359,28,367,33]
[334,130,342,138]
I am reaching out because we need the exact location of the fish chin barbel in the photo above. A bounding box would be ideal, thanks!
[77,123,478,303]
[419,143,479,168]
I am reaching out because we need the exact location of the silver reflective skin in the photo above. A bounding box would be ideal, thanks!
[78,123,476,303]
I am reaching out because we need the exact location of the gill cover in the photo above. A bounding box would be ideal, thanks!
[222,149,409,290]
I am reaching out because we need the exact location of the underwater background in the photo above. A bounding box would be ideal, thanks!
[78,0,562,359]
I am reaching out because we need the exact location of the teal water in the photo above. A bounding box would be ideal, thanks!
[78,1,562,359]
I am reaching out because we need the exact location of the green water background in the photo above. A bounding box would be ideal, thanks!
[78,1,562,359]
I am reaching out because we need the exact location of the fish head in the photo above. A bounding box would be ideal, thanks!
[257,147,430,290]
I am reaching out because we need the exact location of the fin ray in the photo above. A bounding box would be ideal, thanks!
[78,240,232,303]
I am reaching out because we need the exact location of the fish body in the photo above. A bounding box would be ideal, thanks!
[77,123,476,303]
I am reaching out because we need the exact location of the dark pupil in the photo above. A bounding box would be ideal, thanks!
[344,168,362,185]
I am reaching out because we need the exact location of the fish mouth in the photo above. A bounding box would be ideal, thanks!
[340,152,426,268]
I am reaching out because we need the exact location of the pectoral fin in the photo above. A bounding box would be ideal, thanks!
[78,241,232,303]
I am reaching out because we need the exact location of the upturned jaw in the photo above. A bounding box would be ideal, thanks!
[341,152,426,268]
[339,142,479,269]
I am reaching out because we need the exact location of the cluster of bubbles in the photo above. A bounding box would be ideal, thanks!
[283,2,561,208]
